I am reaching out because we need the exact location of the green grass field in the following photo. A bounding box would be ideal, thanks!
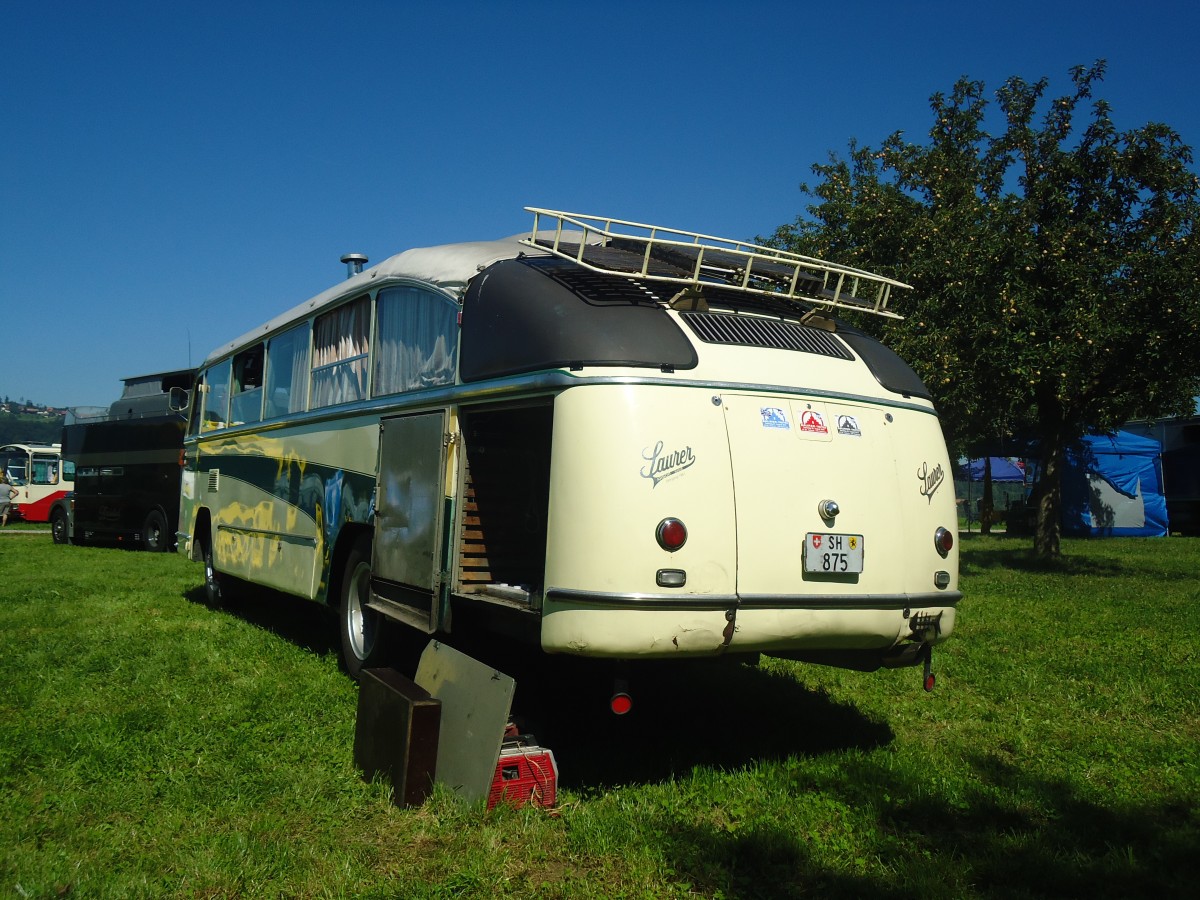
[1,533,1197,898]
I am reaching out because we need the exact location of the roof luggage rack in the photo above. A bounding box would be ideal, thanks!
[522,207,909,320]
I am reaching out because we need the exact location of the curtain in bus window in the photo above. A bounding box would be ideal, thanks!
[265,324,310,417]
[33,455,59,484]
[373,286,458,396]
[312,297,369,408]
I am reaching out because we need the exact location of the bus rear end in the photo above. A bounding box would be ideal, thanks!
[538,372,959,672]
[456,212,960,676]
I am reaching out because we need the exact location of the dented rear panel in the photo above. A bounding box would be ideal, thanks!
[539,339,960,660]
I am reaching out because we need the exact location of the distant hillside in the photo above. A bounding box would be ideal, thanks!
[0,410,65,445]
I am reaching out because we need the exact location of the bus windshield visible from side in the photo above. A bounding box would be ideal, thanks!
[2,447,29,485]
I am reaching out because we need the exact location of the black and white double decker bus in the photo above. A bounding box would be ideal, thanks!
[54,369,195,549]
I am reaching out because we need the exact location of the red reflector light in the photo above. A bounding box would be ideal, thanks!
[934,526,953,556]
[656,518,687,551]
[610,692,633,715]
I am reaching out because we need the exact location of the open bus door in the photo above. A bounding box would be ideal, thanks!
[369,411,450,633]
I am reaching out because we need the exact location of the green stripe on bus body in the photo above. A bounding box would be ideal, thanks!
[198,454,375,526]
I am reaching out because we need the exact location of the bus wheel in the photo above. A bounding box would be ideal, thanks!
[202,536,224,606]
[339,536,389,679]
[143,510,169,552]
[50,508,71,545]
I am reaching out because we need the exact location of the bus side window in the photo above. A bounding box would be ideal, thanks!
[188,376,204,436]
[32,455,59,484]
[264,323,310,418]
[202,361,231,431]
[311,296,369,408]
[230,344,264,425]
[373,286,458,395]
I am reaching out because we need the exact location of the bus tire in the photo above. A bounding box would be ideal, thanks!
[338,535,389,679]
[143,510,170,552]
[202,533,225,606]
[50,507,71,545]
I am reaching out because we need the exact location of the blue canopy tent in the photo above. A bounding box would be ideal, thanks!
[1061,431,1168,537]
[959,457,1025,482]
[955,457,1027,531]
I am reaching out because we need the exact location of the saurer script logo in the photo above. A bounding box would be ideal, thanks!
[917,461,945,504]
[641,440,696,487]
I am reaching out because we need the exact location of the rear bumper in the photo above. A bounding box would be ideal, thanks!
[540,588,960,658]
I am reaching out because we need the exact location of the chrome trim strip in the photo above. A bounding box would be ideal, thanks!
[545,588,962,610]
[215,523,318,547]
[185,370,939,445]
[555,374,937,415]
[738,591,963,610]
[545,588,737,610]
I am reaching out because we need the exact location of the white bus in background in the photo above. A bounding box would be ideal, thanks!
[177,208,960,704]
[1,442,73,523]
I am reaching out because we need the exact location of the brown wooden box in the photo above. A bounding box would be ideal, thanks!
[353,667,441,807]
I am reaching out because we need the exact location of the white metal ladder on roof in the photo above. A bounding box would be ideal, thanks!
[521,207,910,320]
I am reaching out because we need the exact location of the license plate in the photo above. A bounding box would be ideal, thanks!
[803,532,864,573]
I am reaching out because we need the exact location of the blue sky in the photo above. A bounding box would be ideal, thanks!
[3,0,1198,408]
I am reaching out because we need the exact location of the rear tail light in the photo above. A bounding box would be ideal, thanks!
[656,517,687,552]
[934,526,954,557]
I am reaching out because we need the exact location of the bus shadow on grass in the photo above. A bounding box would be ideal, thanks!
[500,656,894,790]
[184,582,341,658]
[184,585,892,790]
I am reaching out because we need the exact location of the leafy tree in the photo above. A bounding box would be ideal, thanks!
[768,61,1200,558]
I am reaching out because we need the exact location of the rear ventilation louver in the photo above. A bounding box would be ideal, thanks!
[680,311,853,360]
[536,261,669,306]
[208,470,220,493]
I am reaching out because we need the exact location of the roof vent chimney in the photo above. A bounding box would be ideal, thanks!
[340,253,368,279]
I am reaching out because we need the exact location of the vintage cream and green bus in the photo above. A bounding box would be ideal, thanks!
[178,208,960,695]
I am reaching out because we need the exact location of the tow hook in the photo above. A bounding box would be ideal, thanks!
[921,644,935,692]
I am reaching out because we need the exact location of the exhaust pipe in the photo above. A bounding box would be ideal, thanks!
[340,253,368,279]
